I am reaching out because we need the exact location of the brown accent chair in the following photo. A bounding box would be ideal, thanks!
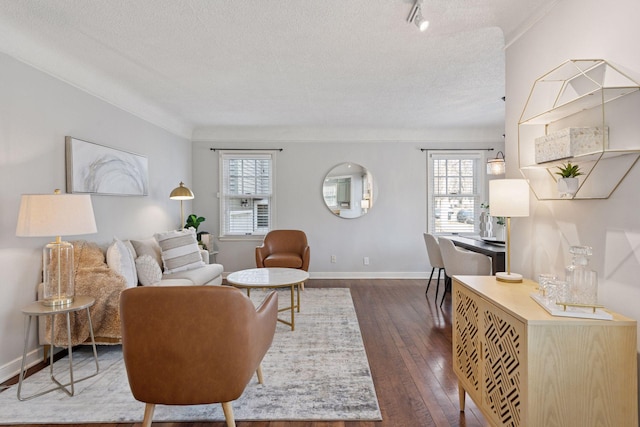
[119,286,278,427]
[255,230,310,271]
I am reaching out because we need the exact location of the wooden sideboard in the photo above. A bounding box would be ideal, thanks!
[452,275,638,427]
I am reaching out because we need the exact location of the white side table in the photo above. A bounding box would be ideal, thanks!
[17,295,99,400]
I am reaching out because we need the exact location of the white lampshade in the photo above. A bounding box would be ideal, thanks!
[489,179,530,218]
[16,192,97,237]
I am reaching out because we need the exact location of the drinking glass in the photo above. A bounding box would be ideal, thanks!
[538,273,557,301]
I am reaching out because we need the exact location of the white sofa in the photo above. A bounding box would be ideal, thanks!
[123,234,223,286]
[38,230,224,347]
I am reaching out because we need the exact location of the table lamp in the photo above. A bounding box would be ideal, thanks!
[489,179,529,283]
[169,181,194,229]
[16,189,97,306]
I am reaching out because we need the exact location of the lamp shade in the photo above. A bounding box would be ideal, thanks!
[16,191,97,237]
[489,179,529,217]
[487,159,506,175]
[487,151,506,175]
[169,182,194,200]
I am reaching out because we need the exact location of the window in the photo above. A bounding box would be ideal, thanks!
[219,151,276,237]
[427,151,484,235]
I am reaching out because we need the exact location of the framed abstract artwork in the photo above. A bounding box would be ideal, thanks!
[65,137,149,196]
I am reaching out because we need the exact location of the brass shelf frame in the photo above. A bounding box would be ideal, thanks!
[518,59,640,200]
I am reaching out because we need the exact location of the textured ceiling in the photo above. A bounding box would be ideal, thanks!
[0,0,559,138]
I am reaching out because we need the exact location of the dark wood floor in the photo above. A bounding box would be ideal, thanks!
[1,279,486,427]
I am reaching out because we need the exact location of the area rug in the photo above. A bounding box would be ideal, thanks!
[0,288,381,424]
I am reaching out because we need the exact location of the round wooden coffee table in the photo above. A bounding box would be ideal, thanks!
[227,268,309,331]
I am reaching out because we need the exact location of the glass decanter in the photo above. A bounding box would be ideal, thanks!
[564,245,598,306]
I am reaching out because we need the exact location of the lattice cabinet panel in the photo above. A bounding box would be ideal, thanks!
[452,286,480,398]
[482,305,524,427]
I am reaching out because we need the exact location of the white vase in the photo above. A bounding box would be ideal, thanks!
[495,225,506,241]
[479,212,493,237]
[557,177,579,198]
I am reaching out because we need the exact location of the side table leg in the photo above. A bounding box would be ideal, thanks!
[50,312,74,396]
[17,315,33,400]
[66,311,74,396]
[49,313,55,379]
[85,307,100,375]
[50,309,100,394]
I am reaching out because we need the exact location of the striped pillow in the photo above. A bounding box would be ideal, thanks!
[154,229,205,274]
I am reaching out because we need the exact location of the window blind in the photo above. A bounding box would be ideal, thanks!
[220,151,275,237]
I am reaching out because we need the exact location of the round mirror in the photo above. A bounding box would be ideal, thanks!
[322,162,375,218]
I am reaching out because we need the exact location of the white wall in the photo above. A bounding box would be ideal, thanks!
[0,52,193,382]
[192,129,504,277]
[505,0,640,344]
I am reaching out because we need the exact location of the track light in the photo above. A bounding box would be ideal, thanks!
[407,0,429,32]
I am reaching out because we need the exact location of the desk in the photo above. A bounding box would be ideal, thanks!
[18,296,99,400]
[445,235,505,275]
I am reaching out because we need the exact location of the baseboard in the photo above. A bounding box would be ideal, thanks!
[222,271,430,280]
[0,346,44,384]
[304,272,430,279]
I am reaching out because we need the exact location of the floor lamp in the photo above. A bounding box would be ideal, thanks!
[169,182,194,229]
[489,179,530,283]
[16,189,97,306]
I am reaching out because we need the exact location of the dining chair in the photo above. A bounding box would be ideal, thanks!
[423,233,445,299]
[438,238,492,306]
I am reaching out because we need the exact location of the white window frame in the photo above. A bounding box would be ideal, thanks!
[218,150,277,240]
[426,150,486,236]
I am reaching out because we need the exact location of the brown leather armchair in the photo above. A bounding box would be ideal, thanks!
[119,286,278,427]
[255,229,310,271]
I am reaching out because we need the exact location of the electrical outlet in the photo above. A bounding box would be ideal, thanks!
[331,255,337,263]
[363,257,370,265]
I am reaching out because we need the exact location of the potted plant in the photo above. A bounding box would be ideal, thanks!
[184,214,207,249]
[555,162,582,198]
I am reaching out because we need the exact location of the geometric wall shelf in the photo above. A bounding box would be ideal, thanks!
[518,59,640,199]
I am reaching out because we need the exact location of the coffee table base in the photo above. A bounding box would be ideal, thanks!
[245,282,301,330]
[227,268,309,332]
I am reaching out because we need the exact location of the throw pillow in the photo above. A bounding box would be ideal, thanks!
[131,238,163,270]
[122,240,137,260]
[106,238,137,288]
[154,228,205,274]
[135,254,163,286]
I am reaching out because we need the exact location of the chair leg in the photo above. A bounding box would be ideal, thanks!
[440,275,451,307]
[425,267,436,296]
[222,401,236,427]
[256,364,264,384]
[434,269,444,301]
[142,403,155,427]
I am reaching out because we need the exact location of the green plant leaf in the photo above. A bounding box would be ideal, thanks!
[554,162,582,178]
